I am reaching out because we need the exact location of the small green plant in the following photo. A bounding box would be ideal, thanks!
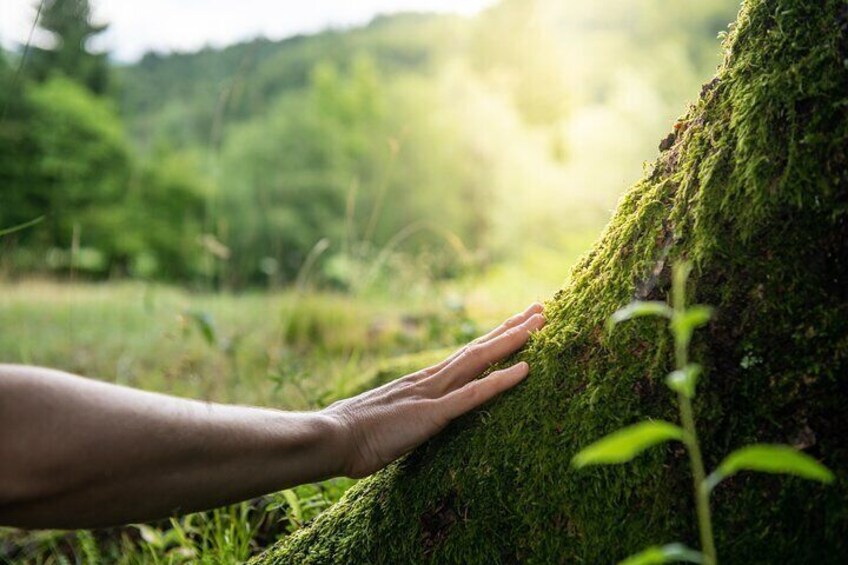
[572,262,834,565]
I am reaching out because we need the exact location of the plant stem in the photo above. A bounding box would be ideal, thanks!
[678,393,717,565]
[672,262,717,564]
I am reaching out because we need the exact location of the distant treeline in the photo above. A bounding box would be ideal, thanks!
[0,0,739,288]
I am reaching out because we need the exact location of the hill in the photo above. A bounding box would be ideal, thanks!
[117,13,471,151]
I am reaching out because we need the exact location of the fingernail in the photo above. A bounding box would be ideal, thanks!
[512,362,530,380]
[528,313,545,327]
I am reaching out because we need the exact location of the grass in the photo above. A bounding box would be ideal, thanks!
[0,244,584,563]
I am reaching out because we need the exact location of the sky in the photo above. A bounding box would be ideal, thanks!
[0,0,495,62]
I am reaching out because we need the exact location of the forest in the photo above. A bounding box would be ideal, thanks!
[1,0,846,563]
[2,0,736,288]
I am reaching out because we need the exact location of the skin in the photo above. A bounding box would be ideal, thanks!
[0,303,545,530]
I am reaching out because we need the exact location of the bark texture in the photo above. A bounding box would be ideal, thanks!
[256,0,848,562]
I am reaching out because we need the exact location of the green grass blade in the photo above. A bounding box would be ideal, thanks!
[283,489,304,524]
[572,421,684,468]
[0,215,45,238]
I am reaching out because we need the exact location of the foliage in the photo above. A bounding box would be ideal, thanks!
[118,14,467,149]
[0,65,41,239]
[571,420,684,468]
[574,262,833,564]
[218,56,494,286]
[26,0,110,94]
[1,75,128,274]
[3,1,743,288]
[111,0,742,288]
[118,151,209,280]
[0,75,207,279]
[26,76,130,246]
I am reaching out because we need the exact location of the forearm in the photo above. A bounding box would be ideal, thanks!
[0,365,342,529]
[0,304,545,530]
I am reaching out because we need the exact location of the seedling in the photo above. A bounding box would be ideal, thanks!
[573,262,834,565]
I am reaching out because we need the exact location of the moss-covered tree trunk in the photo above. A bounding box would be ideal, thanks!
[256,0,848,562]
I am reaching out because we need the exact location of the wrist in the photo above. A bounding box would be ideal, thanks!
[318,405,361,478]
[260,409,349,485]
[310,409,353,479]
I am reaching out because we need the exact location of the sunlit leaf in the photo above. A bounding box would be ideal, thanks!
[619,543,704,565]
[665,364,702,399]
[706,444,835,492]
[607,301,673,332]
[670,305,713,345]
[572,421,684,468]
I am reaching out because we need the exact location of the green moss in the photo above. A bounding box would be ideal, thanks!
[255,0,848,562]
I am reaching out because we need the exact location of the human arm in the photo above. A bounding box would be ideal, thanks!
[0,304,544,529]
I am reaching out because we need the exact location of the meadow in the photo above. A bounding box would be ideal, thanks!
[0,245,579,563]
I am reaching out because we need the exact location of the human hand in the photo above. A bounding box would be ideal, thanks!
[324,303,546,478]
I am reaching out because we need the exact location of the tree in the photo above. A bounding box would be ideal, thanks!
[254,0,848,562]
[115,152,208,280]
[24,76,129,250]
[219,57,493,288]
[0,48,40,236]
[27,0,109,94]
[1,76,207,279]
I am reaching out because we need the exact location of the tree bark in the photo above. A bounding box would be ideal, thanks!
[255,0,848,562]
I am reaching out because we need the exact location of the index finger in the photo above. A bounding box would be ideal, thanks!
[432,312,545,392]
[474,302,543,345]
[420,303,543,378]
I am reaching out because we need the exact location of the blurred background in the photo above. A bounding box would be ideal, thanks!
[0,0,741,561]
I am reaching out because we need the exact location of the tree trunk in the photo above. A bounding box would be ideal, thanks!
[255,0,848,562]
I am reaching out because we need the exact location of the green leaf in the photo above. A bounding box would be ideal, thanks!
[665,364,702,399]
[676,305,713,330]
[706,444,835,492]
[607,301,673,332]
[670,305,713,345]
[282,489,303,523]
[572,421,684,468]
[620,543,704,565]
